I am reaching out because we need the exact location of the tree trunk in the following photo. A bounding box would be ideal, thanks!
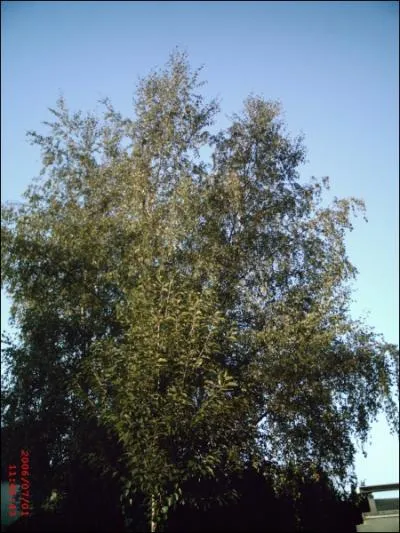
[151,494,157,533]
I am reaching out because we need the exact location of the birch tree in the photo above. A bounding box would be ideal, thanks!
[2,50,398,531]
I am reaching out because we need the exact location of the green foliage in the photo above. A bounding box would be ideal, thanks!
[1,50,398,531]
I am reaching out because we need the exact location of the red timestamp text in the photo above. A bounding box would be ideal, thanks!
[20,450,31,517]
[7,464,18,519]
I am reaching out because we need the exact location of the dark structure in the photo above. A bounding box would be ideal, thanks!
[3,466,364,532]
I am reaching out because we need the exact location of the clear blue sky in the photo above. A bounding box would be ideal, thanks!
[1,0,399,491]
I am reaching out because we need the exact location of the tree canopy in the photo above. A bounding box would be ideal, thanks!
[1,50,398,531]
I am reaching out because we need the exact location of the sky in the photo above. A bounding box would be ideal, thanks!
[1,0,399,493]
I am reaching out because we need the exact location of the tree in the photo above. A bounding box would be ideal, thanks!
[164,461,363,532]
[2,50,398,531]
